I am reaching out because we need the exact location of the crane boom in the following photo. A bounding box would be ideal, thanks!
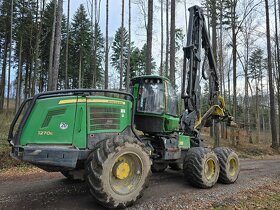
[180,5,234,145]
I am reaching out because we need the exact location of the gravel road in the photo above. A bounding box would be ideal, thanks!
[0,158,280,210]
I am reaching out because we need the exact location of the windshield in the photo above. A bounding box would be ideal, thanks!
[137,82,164,114]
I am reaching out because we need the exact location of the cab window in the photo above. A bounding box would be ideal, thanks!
[166,82,178,116]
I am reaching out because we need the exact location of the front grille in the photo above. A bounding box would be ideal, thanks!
[89,107,121,131]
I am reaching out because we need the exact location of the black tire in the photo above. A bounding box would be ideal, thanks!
[86,135,151,209]
[151,163,168,173]
[169,163,183,171]
[183,147,220,188]
[214,147,240,184]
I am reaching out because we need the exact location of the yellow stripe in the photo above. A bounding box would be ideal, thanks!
[87,99,125,105]
[58,98,125,105]
[58,99,86,104]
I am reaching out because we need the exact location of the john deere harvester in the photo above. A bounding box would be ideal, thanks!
[8,6,240,209]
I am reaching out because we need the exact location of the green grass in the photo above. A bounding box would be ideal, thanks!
[0,112,31,169]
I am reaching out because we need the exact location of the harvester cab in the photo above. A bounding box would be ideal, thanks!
[130,75,179,135]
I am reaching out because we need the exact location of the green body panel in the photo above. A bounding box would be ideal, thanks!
[73,102,87,148]
[164,115,180,132]
[20,96,77,146]
[20,95,132,149]
[178,135,191,149]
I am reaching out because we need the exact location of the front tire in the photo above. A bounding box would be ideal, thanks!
[86,136,151,209]
[183,147,220,188]
[214,147,240,184]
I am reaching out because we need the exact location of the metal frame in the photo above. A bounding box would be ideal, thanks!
[180,5,220,136]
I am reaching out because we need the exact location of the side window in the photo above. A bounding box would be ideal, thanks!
[166,83,178,116]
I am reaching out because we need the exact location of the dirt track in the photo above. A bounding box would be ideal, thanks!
[0,158,280,210]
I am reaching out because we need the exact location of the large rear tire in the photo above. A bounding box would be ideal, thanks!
[214,147,240,184]
[86,136,151,209]
[183,147,220,188]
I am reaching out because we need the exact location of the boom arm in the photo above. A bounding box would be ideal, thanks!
[180,6,233,141]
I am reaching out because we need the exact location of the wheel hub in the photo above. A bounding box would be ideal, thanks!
[204,158,215,180]
[229,158,237,176]
[113,161,130,180]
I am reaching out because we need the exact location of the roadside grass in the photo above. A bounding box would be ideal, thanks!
[202,128,280,159]
[0,112,32,170]
[212,181,280,210]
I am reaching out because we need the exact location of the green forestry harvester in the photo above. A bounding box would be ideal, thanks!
[8,6,240,209]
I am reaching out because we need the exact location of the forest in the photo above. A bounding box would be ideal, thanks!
[0,0,279,149]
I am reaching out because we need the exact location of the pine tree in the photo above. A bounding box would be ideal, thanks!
[69,4,93,88]
[0,0,14,111]
[111,27,129,88]
[249,48,264,143]
[92,22,105,88]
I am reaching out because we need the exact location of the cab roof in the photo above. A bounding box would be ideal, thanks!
[131,75,170,83]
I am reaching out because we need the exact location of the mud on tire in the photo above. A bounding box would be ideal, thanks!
[183,147,220,188]
[85,135,151,209]
[214,147,240,184]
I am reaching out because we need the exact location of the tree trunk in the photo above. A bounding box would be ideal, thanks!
[24,63,29,100]
[255,72,260,143]
[78,49,82,88]
[48,0,57,90]
[265,0,278,148]
[219,1,225,139]
[160,0,163,76]
[120,0,124,90]
[227,63,231,140]
[105,0,109,89]
[7,0,13,111]
[32,0,45,96]
[146,0,153,75]
[15,37,23,112]
[278,86,280,145]
[126,0,131,90]
[51,0,63,90]
[169,0,175,87]
[65,0,70,89]
[0,38,8,112]
[274,0,280,144]
[92,0,98,88]
[165,0,169,76]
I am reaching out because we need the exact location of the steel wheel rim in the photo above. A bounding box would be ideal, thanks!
[204,158,216,181]
[110,152,143,195]
[229,158,238,177]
